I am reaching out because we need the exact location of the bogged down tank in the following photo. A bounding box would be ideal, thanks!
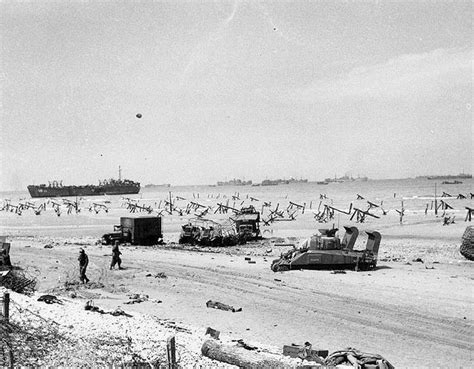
[271,226,381,272]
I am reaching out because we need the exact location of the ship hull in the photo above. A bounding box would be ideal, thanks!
[27,184,140,198]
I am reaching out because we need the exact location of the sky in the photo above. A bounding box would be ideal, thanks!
[0,0,472,190]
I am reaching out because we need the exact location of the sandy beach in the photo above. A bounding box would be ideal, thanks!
[1,186,473,367]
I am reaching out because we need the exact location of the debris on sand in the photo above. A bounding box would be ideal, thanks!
[125,293,149,304]
[206,300,242,313]
[283,342,326,364]
[0,269,37,296]
[205,327,220,340]
[324,347,394,368]
[85,301,133,317]
[146,272,168,279]
[37,294,63,305]
[234,339,258,351]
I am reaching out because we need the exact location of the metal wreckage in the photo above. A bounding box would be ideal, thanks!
[271,226,381,272]
[179,206,261,246]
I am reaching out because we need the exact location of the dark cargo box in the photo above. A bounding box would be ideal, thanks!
[120,216,162,245]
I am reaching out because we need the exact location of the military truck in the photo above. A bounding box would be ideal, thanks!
[101,216,162,246]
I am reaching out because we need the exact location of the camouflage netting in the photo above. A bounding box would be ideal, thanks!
[460,226,474,261]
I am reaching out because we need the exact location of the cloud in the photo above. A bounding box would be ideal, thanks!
[284,48,472,103]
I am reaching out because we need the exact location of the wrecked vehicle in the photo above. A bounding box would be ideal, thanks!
[101,216,162,246]
[271,226,381,272]
[233,206,261,241]
[179,218,240,246]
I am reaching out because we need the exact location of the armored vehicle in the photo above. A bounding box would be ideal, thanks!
[271,226,381,272]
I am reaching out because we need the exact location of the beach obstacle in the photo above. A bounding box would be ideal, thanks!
[457,193,467,199]
[443,215,456,225]
[439,200,454,211]
[465,207,474,222]
[287,201,305,214]
[366,200,380,210]
[356,194,364,200]
[269,204,284,218]
[350,207,380,223]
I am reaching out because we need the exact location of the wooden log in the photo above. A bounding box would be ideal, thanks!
[201,339,290,368]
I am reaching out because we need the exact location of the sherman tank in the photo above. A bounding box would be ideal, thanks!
[271,226,381,272]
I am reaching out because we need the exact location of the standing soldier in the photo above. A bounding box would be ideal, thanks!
[110,241,122,270]
[78,249,90,283]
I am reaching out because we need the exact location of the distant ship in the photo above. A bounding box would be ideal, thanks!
[441,180,463,185]
[426,173,472,180]
[27,167,140,198]
[144,183,171,188]
[261,178,308,186]
[324,174,368,183]
[217,179,252,186]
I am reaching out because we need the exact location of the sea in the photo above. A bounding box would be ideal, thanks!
[0,178,472,239]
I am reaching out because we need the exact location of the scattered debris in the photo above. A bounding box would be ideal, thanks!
[85,301,132,317]
[37,294,63,305]
[324,347,394,368]
[205,327,220,340]
[0,269,37,295]
[331,270,346,274]
[154,272,167,279]
[125,293,149,304]
[248,260,256,264]
[44,244,54,249]
[283,342,327,363]
[234,339,258,351]
[413,258,424,263]
[206,300,242,313]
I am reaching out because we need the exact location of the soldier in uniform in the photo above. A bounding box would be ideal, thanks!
[78,249,90,283]
[110,241,122,270]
